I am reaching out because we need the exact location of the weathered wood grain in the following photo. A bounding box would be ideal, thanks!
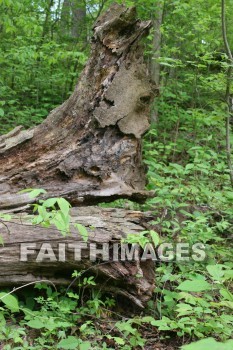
[0,3,156,210]
[0,207,155,308]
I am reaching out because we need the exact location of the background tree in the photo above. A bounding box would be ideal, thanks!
[0,0,232,348]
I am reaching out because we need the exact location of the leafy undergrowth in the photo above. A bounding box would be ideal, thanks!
[0,267,232,350]
[0,129,232,350]
[142,126,233,347]
[1,86,233,349]
[99,124,233,348]
[1,0,233,348]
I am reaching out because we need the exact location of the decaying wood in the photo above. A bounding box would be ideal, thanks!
[0,207,155,308]
[0,4,157,307]
[0,3,157,210]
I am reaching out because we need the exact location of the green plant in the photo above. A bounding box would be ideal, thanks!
[17,189,89,240]
[148,263,233,340]
[1,0,233,348]
[123,230,160,248]
[0,274,117,349]
[181,337,233,350]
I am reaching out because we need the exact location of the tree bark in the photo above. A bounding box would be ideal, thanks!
[150,1,164,87]
[40,0,54,44]
[60,0,71,36]
[0,206,155,308]
[221,0,233,187]
[60,0,86,40]
[150,0,164,123]
[0,3,156,210]
[70,0,86,40]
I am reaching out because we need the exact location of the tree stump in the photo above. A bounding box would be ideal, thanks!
[0,3,156,210]
[0,4,157,307]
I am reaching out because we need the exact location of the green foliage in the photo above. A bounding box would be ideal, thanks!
[123,230,160,249]
[177,279,211,292]
[181,338,233,350]
[57,336,90,350]
[143,123,233,342]
[74,223,89,242]
[0,293,19,312]
[1,0,233,348]
[0,276,117,349]
[0,0,88,134]
[17,189,89,239]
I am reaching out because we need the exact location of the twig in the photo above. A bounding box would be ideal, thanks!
[0,280,57,301]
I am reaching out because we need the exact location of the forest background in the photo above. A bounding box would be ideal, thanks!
[0,0,233,349]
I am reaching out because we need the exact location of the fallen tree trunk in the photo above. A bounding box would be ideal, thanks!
[0,4,157,307]
[0,207,154,308]
[0,3,156,210]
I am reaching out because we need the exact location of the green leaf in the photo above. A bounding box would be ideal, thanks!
[57,336,80,349]
[181,338,233,350]
[53,212,69,236]
[0,108,4,117]
[207,264,224,281]
[79,342,91,350]
[42,198,57,208]
[109,336,125,345]
[220,289,233,301]
[224,191,233,200]
[0,292,19,312]
[141,316,155,323]
[149,230,160,247]
[18,188,47,199]
[176,303,193,316]
[0,213,12,221]
[79,321,92,332]
[27,319,45,329]
[185,163,194,172]
[224,270,233,280]
[177,280,211,292]
[75,223,89,242]
[0,312,6,326]
[177,292,197,305]
[150,317,171,331]
[218,301,233,309]
[57,198,71,216]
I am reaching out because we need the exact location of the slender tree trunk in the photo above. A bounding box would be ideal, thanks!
[60,0,86,41]
[60,0,70,36]
[221,0,233,187]
[41,0,54,44]
[70,0,86,40]
[150,0,164,123]
[69,0,87,92]
[51,0,62,39]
